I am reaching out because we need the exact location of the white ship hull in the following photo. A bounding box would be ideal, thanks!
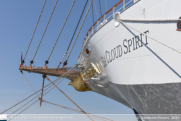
[78,0,181,115]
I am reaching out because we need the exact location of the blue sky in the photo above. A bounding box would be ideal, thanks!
[0,0,137,120]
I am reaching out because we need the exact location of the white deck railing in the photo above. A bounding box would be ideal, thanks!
[79,0,135,60]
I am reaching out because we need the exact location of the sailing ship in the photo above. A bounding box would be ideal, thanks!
[2,0,181,120]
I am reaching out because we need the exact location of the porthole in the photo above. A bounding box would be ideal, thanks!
[86,48,89,54]
[86,45,90,54]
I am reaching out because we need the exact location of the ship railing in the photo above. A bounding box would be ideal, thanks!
[79,0,136,60]
[88,0,134,40]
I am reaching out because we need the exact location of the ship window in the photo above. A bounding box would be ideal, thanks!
[177,17,181,31]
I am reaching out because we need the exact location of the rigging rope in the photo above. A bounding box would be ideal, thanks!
[118,19,181,54]
[23,0,46,63]
[21,71,40,98]
[43,100,84,113]
[31,0,58,65]
[119,18,181,22]
[8,65,92,120]
[1,65,77,114]
[9,100,38,121]
[64,0,94,66]
[9,93,41,116]
[93,0,98,20]
[45,76,94,121]
[43,101,113,121]
[9,82,111,121]
[99,0,102,17]
[0,77,59,114]
[105,0,108,11]
[7,65,78,119]
[92,1,94,24]
[45,0,76,65]
[9,80,111,121]
[8,66,78,117]
[57,0,89,68]
[7,66,110,121]
[57,53,67,69]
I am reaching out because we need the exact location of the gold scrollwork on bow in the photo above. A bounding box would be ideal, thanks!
[81,63,100,79]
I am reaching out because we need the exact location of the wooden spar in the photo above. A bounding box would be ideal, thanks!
[40,75,46,107]
[19,65,80,80]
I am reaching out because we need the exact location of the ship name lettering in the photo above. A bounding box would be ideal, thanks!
[124,30,149,54]
[100,30,149,67]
